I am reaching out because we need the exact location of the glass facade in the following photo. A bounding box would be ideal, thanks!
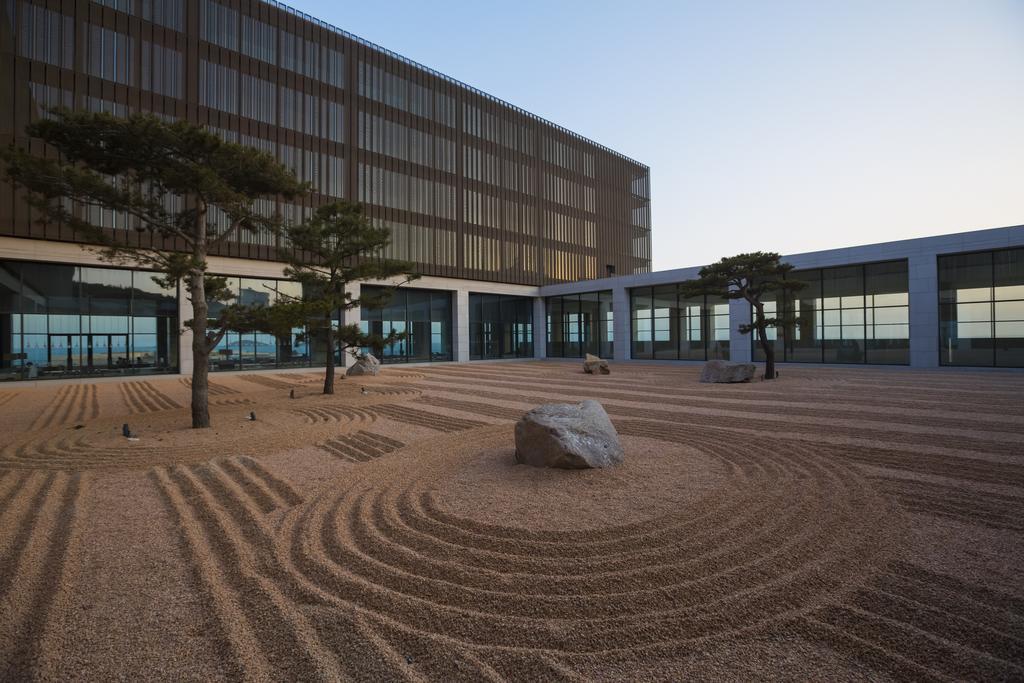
[360,287,452,363]
[753,260,910,365]
[0,260,178,381]
[939,248,1024,367]
[546,291,614,358]
[630,286,730,361]
[469,294,534,360]
[207,276,326,372]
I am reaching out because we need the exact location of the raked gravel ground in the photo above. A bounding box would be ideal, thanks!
[0,361,1022,681]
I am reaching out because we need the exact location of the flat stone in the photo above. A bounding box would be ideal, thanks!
[700,359,756,383]
[583,353,610,375]
[514,400,624,469]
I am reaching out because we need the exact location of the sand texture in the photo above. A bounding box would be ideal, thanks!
[0,362,1022,680]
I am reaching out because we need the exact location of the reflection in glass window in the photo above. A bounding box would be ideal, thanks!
[939,248,1024,367]
[469,293,533,360]
[359,287,452,363]
[630,286,729,361]
[545,291,613,359]
[0,261,179,381]
[753,260,910,365]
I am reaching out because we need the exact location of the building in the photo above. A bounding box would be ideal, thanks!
[0,1,1021,383]
[0,0,650,380]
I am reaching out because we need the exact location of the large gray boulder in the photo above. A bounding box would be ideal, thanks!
[583,353,610,375]
[514,400,624,469]
[346,353,381,377]
[700,359,756,383]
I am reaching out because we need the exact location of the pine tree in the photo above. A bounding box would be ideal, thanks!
[1,110,306,426]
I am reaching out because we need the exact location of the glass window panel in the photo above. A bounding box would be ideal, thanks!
[995,300,1024,320]
[955,302,992,323]
[872,307,909,325]
[993,248,1024,293]
[955,322,993,339]
[939,252,992,303]
[995,285,1024,301]
[995,321,1024,338]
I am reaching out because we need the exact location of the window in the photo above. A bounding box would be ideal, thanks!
[141,41,183,98]
[753,260,910,365]
[240,16,276,64]
[630,286,729,361]
[200,0,238,50]
[240,75,276,124]
[18,4,74,69]
[87,25,134,85]
[360,287,452,363]
[546,291,613,358]
[469,294,534,360]
[199,61,238,114]
[0,262,178,381]
[939,248,1024,367]
[142,0,185,31]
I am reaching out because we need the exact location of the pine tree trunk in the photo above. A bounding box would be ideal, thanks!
[752,302,776,380]
[323,314,335,395]
[760,328,776,380]
[188,270,212,428]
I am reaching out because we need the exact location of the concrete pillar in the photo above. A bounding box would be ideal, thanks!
[343,282,361,368]
[612,285,630,361]
[454,288,469,362]
[533,297,546,359]
[729,298,752,362]
[908,254,939,368]
[178,289,193,376]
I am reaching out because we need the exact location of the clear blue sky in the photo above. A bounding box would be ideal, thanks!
[289,0,1024,270]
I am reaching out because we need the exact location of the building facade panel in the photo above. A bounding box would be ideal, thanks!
[0,0,651,286]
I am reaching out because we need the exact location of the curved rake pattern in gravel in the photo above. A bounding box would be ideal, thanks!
[0,471,86,680]
[277,424,899,673]
[30,384,100,430]
[149,461,418,681]
[0,435,206,470]
[119,381,180,414]
[361,384,423,398]
[291,404,379,426]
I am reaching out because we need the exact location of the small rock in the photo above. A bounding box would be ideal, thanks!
[514,400,624,469]
[700,360,756,383]
[346,353,381,377]
[582,353,610,375]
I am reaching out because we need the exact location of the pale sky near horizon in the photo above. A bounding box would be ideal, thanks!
[290,0,1024,271]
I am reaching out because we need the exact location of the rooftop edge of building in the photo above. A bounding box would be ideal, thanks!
[540,222,1024,295]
